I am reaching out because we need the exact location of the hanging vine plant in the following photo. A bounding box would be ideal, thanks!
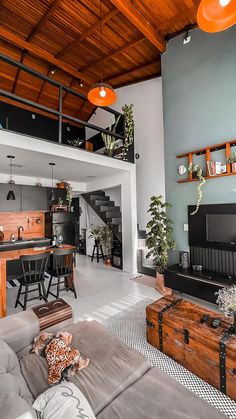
[122,103,134,160]
[188,163,206,215]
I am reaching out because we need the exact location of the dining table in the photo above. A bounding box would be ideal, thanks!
[0,244,76,318]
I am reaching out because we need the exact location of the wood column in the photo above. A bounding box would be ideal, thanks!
[188,153,193,181]
[0,260,6,317]
[226,142,231,174]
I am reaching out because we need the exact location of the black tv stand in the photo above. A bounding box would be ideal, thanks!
[164,265,235,304]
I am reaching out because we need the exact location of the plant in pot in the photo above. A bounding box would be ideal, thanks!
[58,197,63,207]
[66,184,73,210]
[90,225,113,265]
[227,152,236,173]
[99,225,113,265]
[146,195,176,295]
[101,115,121,157]
[188,163,206,215]
[216,285,236,333]
[122,103,134,161]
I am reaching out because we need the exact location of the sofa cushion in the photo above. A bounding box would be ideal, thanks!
[97,367,227,419]
[0,339,36,418]
[19,320,151,415]
[0,393,36,419]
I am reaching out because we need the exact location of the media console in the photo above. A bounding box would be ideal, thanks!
[165,264,235,304]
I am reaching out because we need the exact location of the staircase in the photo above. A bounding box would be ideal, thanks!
[81,190,122,242]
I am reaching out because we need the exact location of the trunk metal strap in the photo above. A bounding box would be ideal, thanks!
[158,298,182,352]
[219,325,234,394]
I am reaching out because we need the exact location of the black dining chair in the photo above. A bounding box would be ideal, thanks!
[15,252,49,311]
[46,248,77,299]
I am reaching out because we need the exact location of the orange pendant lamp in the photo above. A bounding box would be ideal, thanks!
[88,0,117,107]
[197,0,236,33]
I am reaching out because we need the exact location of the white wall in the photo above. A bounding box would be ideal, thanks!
[104,186,121,207]
[87,78,165,231]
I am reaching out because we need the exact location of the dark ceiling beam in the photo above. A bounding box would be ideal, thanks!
[108,0,166,52]
[56,8,119,59]
[12,50,26,94]
[105,59,161,84]
[0,27,94,84]
[80,35,146,73]
[35,66,53,103]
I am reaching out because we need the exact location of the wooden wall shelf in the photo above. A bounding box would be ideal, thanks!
[177,139,236,183]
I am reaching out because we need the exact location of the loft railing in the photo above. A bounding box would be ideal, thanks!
[0,53,130,160]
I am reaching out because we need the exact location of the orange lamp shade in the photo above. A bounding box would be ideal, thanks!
[197,0,236,33]
[87,83,117,107]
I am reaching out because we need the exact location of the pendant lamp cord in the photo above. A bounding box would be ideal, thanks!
[51,164,54,190]
[100,0,103,83]
[10,156,12,182]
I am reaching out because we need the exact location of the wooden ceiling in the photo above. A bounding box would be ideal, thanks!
[0,0,199,122]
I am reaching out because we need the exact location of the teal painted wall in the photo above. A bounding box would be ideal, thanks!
[162,27,236,263]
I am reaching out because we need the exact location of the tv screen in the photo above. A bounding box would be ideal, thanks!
[206,214,236,244]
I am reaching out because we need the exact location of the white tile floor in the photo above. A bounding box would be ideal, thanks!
[6,254,161,322]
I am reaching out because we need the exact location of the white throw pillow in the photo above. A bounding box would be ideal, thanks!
[33,382,95,419]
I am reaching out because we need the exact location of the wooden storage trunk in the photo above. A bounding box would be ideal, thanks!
[146,296,236,400]
[33,298,72,330]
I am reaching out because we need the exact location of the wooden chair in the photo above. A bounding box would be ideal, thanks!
[46,248,77,299]
[15,252,49,311]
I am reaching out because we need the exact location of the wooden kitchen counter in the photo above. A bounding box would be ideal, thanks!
[0,244,76,317]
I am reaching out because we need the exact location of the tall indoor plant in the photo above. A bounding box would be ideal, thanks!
[122,103,134,161]
[146,195,176,295]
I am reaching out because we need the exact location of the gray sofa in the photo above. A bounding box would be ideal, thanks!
[0,309,227,419]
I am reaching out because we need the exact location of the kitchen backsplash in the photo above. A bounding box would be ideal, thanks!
[0,211,45,241]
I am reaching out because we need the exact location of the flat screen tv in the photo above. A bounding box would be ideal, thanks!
[206,213,236,244]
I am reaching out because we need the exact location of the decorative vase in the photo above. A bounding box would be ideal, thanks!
[155,272,172,296]
[179,251,190,269]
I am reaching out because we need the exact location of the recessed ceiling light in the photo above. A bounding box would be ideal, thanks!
[50,68,56,75]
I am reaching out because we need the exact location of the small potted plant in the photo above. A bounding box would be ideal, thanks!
[90,225,113,265]
[66,183,73,210]
[146,195,176,295]
[216,285,236,333]
[227,152,236,173]
[188,163,206,215]
[58,197,63,207]
[101,115,120,157]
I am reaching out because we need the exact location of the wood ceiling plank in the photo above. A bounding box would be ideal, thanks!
[106,59,161,84]
[56,8,119,59]
[108,0,166,52]
[27,0,63,41]
[0,27,94,84]
[158,4,198,33]
[80,35,146,72]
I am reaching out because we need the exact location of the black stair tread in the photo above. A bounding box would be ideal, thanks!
[106,212,121,218]
[95,200,115,206]
[100,206,120,212]
[90,195,110,201]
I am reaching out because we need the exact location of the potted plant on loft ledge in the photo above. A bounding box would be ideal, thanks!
[101,115,120,157]
[146,195,176,295]
[122,103,134,161]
